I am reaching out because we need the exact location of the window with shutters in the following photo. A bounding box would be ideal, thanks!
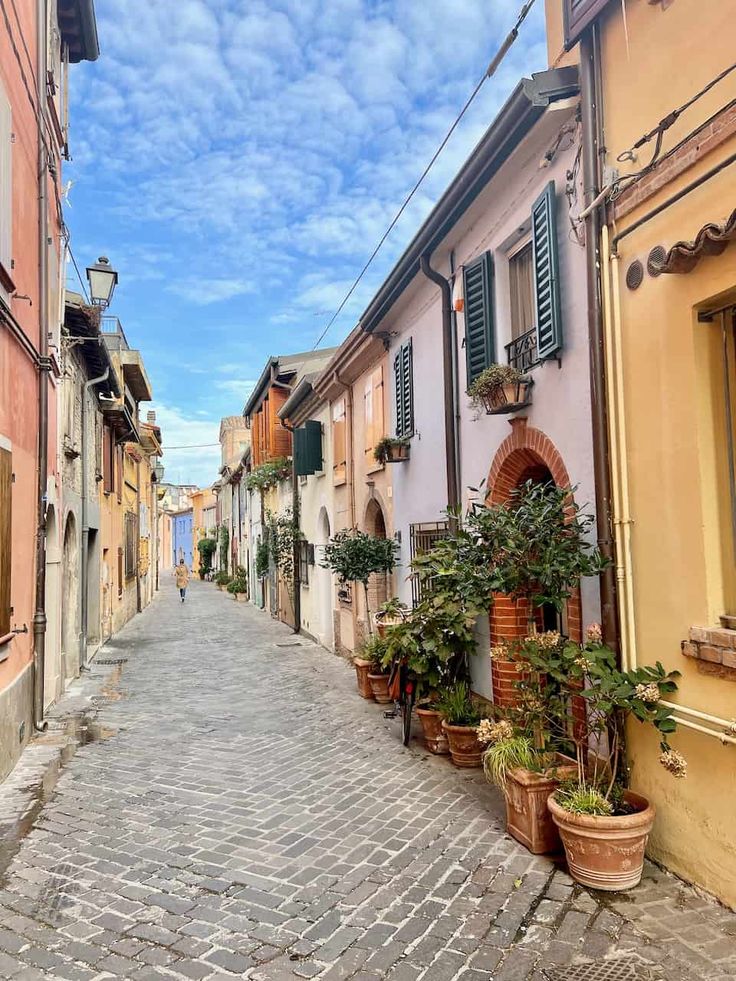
[364,365,385,467]
[102,425,115,494]
[298,539,310,587]
[0,443,12,641]
[332,398,347,485]
[531,181,562,360]
[394,340,414,438]
[563,0,613,48]
[0,80,13,299]
[463,251,495,386]
[295,421,323,477]
[124,511,137,580]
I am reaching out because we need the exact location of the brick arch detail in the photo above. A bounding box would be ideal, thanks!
[486,418,571,504]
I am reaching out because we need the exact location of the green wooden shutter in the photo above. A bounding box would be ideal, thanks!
[394,340,414,437]
[463,251,495,386]
[532,181,562,360]
[304,420,322,473]
[294,427,308,476]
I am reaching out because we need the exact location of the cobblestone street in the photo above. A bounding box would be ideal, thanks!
[0,582,734,981]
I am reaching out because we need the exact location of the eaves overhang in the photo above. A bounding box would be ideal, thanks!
[359,66,579,334]
[58,0,100,63]
[64,294,121,397]
[243,357,278,418]
[120,349,153,402]
[278,375,318,421]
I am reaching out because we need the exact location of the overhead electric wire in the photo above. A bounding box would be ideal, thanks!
[310,0,538,350]
[67,241,91,303]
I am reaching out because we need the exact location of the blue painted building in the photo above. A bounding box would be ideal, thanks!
[172,510,193,569]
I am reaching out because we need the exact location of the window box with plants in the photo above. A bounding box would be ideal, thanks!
[467,364,532,416]
[374,436,410,465]
[226,567,248,602]
[214,572,232,592]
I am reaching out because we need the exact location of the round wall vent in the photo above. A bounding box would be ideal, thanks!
[647,245,667,277]
[625,260,644,290]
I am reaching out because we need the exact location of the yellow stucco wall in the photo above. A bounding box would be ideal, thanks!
[594,0,736,907]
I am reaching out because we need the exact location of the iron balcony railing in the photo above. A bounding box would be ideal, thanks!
[505,327,539,372]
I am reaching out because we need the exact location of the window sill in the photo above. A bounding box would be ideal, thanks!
[682,626,736,681]
[366,462,385,476]
[333,476,347,487]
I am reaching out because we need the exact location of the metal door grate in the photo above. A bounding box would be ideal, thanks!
[543,958,663,981]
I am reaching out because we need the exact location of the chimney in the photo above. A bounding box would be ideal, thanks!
[147,410,156,423]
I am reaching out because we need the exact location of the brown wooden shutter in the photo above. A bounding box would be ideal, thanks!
[116,444,122,503]
[251,412,261,466]
[365,367,384,463]
[0,447,11,637]
[563,0,613,48]
[117,546,123,597]
[332,398,346,484]
[269,388,292,459]
[372,366,384,449]
[103,425,113,494]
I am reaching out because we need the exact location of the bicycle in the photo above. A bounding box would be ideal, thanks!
[385,655,417,747]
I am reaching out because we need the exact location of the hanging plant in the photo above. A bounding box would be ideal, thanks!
[245,458,292,491]
[467,364,532,416]
[218,525,230,570]
[266,507,302,598]
[255,537,270,580]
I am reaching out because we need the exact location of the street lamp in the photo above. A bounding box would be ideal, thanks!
[154,462,165,483]
[86,256,118,309]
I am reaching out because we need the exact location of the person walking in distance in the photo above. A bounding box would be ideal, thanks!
[175,558,190,603]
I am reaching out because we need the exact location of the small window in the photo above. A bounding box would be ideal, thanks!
[409,521,450,607]
[394,341,414,438]
[0,443,12,638]
[298,540,310,587]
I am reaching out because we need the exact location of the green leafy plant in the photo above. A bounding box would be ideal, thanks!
[467,363,523,414]
[436,682,481,727]
[359,635,390,672]
[375,597,409,623]
[226,566,248,595]
[267,507,302,598]
[197,537,217,579]
[218,525,230,572]
[245,458,292,492]
[554,783,613,816]
[482,734,537,792]
[214,571,232,587]
[255,538,270,580]
[374,436,410,464]
[321,529,399,633]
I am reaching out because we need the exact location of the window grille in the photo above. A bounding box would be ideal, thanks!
[409,521,450,607]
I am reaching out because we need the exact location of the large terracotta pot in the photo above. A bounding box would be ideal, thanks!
[236,593,247,603]
[354,659,374,700]
[504,759,577,854]
[375,616,403,639]
[368,673,392,704]
[547,790,655,891]
[441,721,483,768]
[416,708,449,755]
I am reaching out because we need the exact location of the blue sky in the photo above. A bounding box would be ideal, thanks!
[67,0,548,486]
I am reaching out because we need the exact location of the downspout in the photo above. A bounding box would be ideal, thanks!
[282,420,301,634]
[32,0,50,730]
[80,366,109,667]
[135,459,142,613]
[335,370,358,641]
[580,29,619,652]
[419,254,460,519]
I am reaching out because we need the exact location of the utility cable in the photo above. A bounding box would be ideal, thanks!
[310,0,538,350]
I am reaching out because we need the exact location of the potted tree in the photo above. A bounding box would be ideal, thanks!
[227,566,248,602]
[321,529,399,636]
[545,626,683,891]
[374,436,411,464]
[467,364,532,416]
[437,683,484,767]
[197,537,217,580]
[214,571,232,592]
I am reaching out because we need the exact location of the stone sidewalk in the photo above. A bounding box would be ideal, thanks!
[0,581,734,981]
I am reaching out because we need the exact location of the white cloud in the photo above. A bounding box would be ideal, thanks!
[167,278,256,305]
[151,403,221,488]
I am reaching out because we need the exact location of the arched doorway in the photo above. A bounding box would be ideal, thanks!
[365,498,389,622]
[316,507,333,650]
[61,513,80,684]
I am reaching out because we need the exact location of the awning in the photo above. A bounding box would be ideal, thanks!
[658,208,736,274]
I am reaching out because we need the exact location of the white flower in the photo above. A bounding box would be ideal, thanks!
[634,682,660,705]
[659,748,687,778]
[586,623,603,644]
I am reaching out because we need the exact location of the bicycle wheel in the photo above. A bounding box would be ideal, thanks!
[401,682,415,746]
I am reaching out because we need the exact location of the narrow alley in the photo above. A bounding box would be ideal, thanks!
[0,584,734,981]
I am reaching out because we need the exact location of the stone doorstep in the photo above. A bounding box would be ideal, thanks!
[681,625,736,680]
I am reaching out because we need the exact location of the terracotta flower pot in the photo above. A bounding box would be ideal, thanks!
[375,615,403,638]
[504,759,578,854]
[416,708,449,755]
[354,658,374,700]
[368,672,392,704]
[236,593,247,603]
[547,790,655,891]
[441,720,483,767]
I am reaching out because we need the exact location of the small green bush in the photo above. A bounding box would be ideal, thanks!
[436,682,481,727]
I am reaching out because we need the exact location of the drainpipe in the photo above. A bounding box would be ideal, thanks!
[32,0,50,731]
[282,420,301,635]
[135,459,142,613]
[334,370,358,640]
[419,254,460,519]
[80,366,109,667]
[580,29,619,652]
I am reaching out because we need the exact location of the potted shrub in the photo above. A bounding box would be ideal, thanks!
[467,363,532,415]
[214,571,231,592]
[374,597,408,637]
[227,567,248,601]
[353,638,377,701]
[374,436,410,464]
[362,635,392,704]
[542,625,683,891]
[197,537,217,579]
[321,529,399,636]
[437,683,483,767]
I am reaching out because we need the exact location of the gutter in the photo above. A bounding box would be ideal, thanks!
[243,357,278,418]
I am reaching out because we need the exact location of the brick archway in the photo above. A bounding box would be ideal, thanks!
[484,418,582,706]
[486,417,571,504]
